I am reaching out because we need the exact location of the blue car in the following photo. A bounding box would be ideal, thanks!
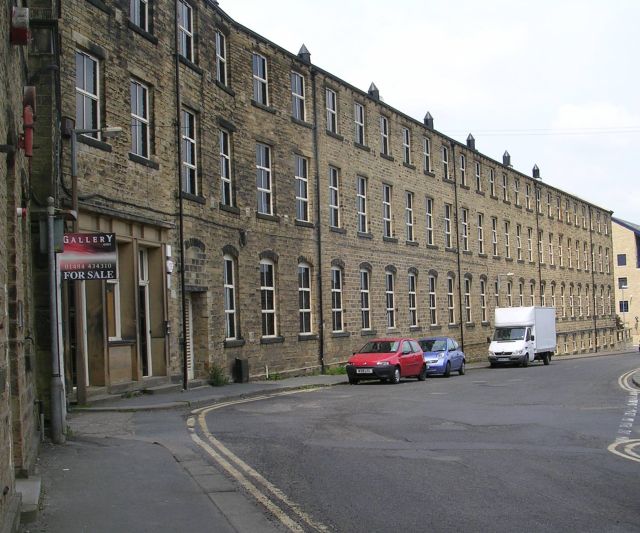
[418,337,466,377]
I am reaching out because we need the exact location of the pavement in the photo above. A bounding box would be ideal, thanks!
[20,349,640,533]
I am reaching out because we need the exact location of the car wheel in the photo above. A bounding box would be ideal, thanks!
[348,377,358,385]
[443,361,451,378]
[522,354,529,368]
[489,361,497,368]
[390,367,401,384]
[417,364,427,381]
[542,353,550,366]
[458,360,466,376]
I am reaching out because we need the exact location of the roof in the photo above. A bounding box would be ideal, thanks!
[612,217,640,236]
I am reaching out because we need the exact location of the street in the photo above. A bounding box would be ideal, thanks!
[192,354,640,532]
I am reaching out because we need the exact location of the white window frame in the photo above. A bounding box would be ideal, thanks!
[331,267,344,332]
[298,263,312,334]
[360,269,371,330]
[491,217,498,256]
[461,208,469,252]
[178,0,193,61]
[402,127,411,165]
[529,281,535,306]
[504,221,511,259]
[518,281,524,306]
[181,109,197,195]
[480,279,487,322]
[502,173,508,201]
[256,143,272,215]
[382,184,393,238]
[464,278,472,324]
[426,198,434,246]
[447,276,456,324]
[75,50,100,137]
[442,146,449,179]
[329,166,340,228]
[130,79,149,158]
[475,162,481,191]
[506,281,513,307]
[223,255,237,340]
[295,154,309,222]
[477,213,484,255]
[525,184,531,209]
[444,204,452,248]
[489,168,495,196]
[252,53,269,105]
[428,275,438,326]
[408,272,418,328]
[215,31,227,85]
[406,192,415,242]
[423,137,431,173]
[354,102,365,145]
[558,235,563,267]
[386,270,396,329]
[380,116,389,155]
[219,129,233,207]
[460,154,466,186]
[291,71,306,121]
[326,88,338,133]
[527,227,533,262]
[130,0,149,31]
[516,224,522,261]
[514,178,520,205]
[357,176,368,233]
[260,259,277,337]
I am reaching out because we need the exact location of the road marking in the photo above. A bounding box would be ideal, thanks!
[189,388,330,532]
[608,369,640,463]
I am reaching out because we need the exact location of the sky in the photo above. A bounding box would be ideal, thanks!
[220,0,640,223]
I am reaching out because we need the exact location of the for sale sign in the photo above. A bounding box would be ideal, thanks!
[59,233,117,281]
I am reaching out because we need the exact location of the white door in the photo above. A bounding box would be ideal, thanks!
[185,295,194,381]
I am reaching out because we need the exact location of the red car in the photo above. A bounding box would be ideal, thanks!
[346,338,426,384]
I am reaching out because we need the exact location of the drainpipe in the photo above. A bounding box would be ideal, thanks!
[310,67,325,372]
[588,206,598,352]
[534,185,543,301]
[449,144,464,352]
[174,0,188,389]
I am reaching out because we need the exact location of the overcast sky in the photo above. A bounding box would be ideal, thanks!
[221,0,639,223]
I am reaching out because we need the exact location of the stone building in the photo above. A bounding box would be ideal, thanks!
[612,218,640,347]
[26,0,620,407]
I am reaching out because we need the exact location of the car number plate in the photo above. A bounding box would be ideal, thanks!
[498,357,509,361]
[356,368,373,374]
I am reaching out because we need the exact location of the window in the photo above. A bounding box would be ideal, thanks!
[475,162,481,191]
[295,155,309,222]
[223,255,237,340]
[560,285,566,318]
[567,238,572,268]
[598,246,603,273]
[291,72,306,121]
[298,263,312,334]
[181,109,197,194]
[464,278,472,323]
[502,174,508,201]
[575,240,580,269]
[360,269,371,330]
[569,285,574,317]
[426,198,434,246]
[106,248,121,340]
[460,154,466,185]
[326,89,338,133]
[423,137,431,172]
[357,176,368,233]
[380,116,389,155]
[130,0,149,32]
[565,199,570,224]
[215,31,227,85]
[442,146,450,179]
[605,248,610,274]
[516,224,522,260]
[619,277,628,289]
[75,51,100,136]
[585,286,590,317]
[574,203,578,226]
[504,221,511,258]
[219,129,233,206]
[382,184,393,238]
[480,279,487,322]
[547,192,552,217]
[489,168,495,196]
[518,281,524,306]
[475,213,484,254]
[408,273,418,327]
[584,243,589,271]
[529,281,535,306]
[331,267,343,332]
[557,196,562,220]
[256,143,272,215]
[354,103,365,145]
[578,286,583,316]
[536,187,541,213]
[386,271,396,328]
[177,0,193,61]
[558,235,563,267]
[329,166,340,228]
[491,217,498,256]
[461,208,469,252]
[525,184,531,209]
[514,178,520,205]
[402,127,411,164]
[494,280,499,307]
[428,274,437,326]
[260,259,277,337]
[444,204,452,248]
[130,80,149,158]
[447,275,455,324]
[620,301,629,313]
[582,206,587,228]
[540,282,546,307]
[548,233,554,266]
[604,219,609,236]
[617,254,626,266]
[252,53,269,105]
[406,192,415,242]
[527,228,533,262]
[506,281,513,307]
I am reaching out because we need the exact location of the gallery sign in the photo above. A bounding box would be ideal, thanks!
[59,233,117,281]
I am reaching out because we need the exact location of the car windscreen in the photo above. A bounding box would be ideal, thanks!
[419,339,447,352]
[493,327,526,341]
[359,341,400,353]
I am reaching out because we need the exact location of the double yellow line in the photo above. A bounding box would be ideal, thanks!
[188,389,330,532]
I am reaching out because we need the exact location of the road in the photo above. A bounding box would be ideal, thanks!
[192,353,640,533]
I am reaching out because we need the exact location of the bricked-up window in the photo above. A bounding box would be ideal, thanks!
[75,51,100,138]
[428,275,437,326]
[464,278,472,323]
[461,208,469,252]
[219,129,233,206]
[491,217,498,256]
[260,259,277,337]
[447,275,455,324]
[502,173,508,201]
[489,168,495,196]
[298,263,312,334]
[253,53,269,105]
[215,31,227,85]
[460,154,466,185]
[475,162,481,191]
[106,247,121,340]
[384,270,396,329]
[382,184,393,238]
[442,146,450,179]
[130,80,149,158]
[331,267,344,332]
[326,88,337,133]
[295,155,309,222]
[504,221,511,258]
[477,213,484,254]
[329,166,340,228]
[444,204,452,248]
[529,281,535,306]
[514,178,520,205]
[380,116,389,155]
[405,192,415,242]
[516,224,522,260]
[181,109,197,194]
[426,198,434,245]
[360,269,371,330]
[408,272,417,327]
[256,143,272,215]
[402,128,411,164]
[290,71,306,121]
[178,0,193,61]
[357,176,368,233]
[354,102,365,145]
[130,0,148,31]
[423,137,432,173]
[527,227,533,262]
[480,279,487,322]
[223,255,237,340]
